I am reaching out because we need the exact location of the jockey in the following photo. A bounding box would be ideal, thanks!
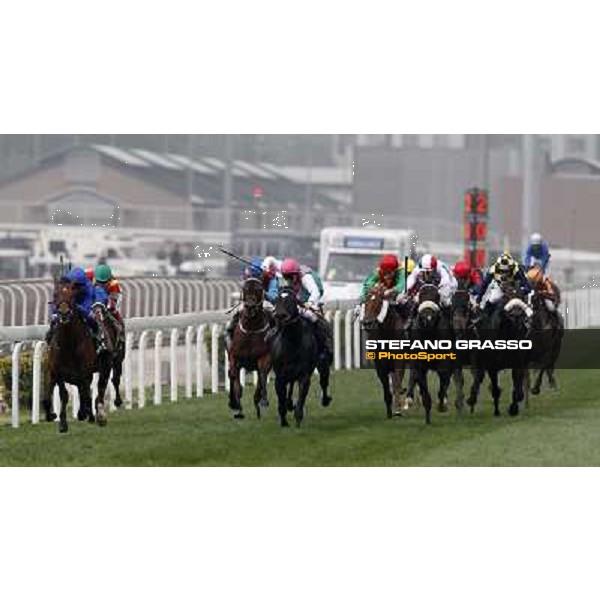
[279,258,332,361]
[452,260,482,296]
[524,232,551,273]
[475,253,532,316]
[405,253,455,307]
[527,265,559,313]
[225,257,276,351]
[93,263,123,325]
[45,267,101,346]
[359,255,414,302]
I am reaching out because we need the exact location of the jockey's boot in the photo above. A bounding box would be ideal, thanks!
[88,319,107,352]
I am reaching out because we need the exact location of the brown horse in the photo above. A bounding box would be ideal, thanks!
[42,280,110,432]
[361,283,411,418]
[227,278,272,419]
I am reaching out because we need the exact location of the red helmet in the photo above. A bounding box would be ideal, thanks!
[280,258,301,276]
[453,260,470,278]
[379,254,399,273]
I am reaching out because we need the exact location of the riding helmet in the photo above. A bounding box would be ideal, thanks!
[280,258,301,276]
[94,263,113,283]
[379,254,399,273]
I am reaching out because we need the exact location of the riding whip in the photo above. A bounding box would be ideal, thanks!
[218,247,264,271]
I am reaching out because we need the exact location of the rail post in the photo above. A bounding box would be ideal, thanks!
[211,323,220,393]
[170,327,179,402]
[138,330,149,408]
[344,309,353,370]
[196,324,206,397]
[154,330,163,405]
[333,310,342,370]
[125,331,134,408]
[32,340,46,424]
[11,342,23,428]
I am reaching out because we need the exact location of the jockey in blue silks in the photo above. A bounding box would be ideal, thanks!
[524,232,551,273]
[46,267,100,344]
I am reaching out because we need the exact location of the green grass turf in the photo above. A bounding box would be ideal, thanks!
[1,369,599,466]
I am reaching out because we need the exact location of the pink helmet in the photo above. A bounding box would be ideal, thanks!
[280,258,301,276]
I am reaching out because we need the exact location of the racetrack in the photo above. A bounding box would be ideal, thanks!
[1,369,599,466]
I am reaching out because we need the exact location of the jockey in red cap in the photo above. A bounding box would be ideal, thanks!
[452,260,482,296]
[359,254,411,302]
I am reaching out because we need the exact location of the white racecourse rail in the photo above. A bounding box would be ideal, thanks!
[0,287,598,429]
[0,277,240,326]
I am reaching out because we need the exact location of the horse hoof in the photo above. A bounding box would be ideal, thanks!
[508,404,519,417]
[77,410,87,422]
[531,387,540,395]
[281,420,290,428]
[114,399,123,408]
[88,414,96,424]
[58,421,68,433]
[233,412,245,420]
[45,412,57,422]
[494,410,501,417]
[393,410,403,418]
[321,395,332,407]
[437,403,448,413]
[97,416,107,427]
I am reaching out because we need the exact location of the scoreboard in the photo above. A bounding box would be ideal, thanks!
[463,187,488,269]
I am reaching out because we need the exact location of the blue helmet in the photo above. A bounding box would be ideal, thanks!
[67,267,88,285]
[249,256,263,278]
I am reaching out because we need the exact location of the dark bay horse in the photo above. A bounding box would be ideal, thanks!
[409,284,454,424]
[361,283,411,418]
[450,288,477,412]
[91,301,126,410]
[270,287,319,427]
[467,293,530,417]
[227,278,272,419]
[42,281,111,432]
[528,286,564,394]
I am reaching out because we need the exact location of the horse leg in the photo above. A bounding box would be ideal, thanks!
[294,373,312,427]
[57,380,69,433]
[417,370,432,424]
[318,361,332,408]
[531,368,543,395]
[467,368,484,413]
[77,379,93,423]
[392,367,407,415]
[42,373,58,422]
[286,381,295,412]
[376,365,393,419]
[405,367,418,408]
[112,357,124,408]
[257,356,270,408]
[275,375,290,428]
[489,370,501,417]
[453,367,465,412]
[509,369,525,417]
[95,362,110,427]
[547,368,557,390]
[437,371,452,413]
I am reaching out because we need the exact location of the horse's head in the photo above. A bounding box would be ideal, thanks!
[274,286,299,326]
[54,280,76,324]
[362,283,395,330]
[242,277,264,314]
[502,297,530,333]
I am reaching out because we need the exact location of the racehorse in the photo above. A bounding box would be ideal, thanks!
[528,285,563,394]
[467,288,530,417]
[226,278,272,419]
[90,300,125,409]
[361,283,411,418]
[450,288,476,412]
[410,284,454,424]
[42,280,111,431]
[270,287,320,427]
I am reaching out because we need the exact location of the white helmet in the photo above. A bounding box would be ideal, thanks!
[420,254,438,271]
[530,232,543,245]
[262,256,281,272]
